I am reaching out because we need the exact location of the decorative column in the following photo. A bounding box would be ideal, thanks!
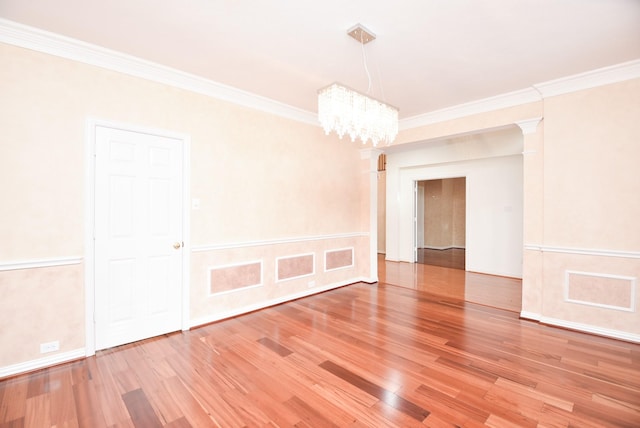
[360,148,383,283]
[517,117,544,320]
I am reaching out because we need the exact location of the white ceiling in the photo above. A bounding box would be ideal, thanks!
[1,0,639,119]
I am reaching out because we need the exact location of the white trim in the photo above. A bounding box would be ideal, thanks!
[399,88,542,130]
[0,257,82,271]
[0,348,85,379]
[276,252,315,283]
[190,277,366,329]
[465,267,522,280]
[519,311,640,343]
[399,60,640,130]
[3,19,638,133]
[534,59,640,98]
[524,244,640,259]
[208,260,263,296]
[515,117,543,135]
[360,148,384,160]
[192,232,368,252]
[209,283,264,298]
[0,18,317,126]
[539,316,639,344]
[564,270,636,313]
[181,138,192,332]
[324,247,355,272]
[84,120,96,356]
[84,118,191,356]
[519,311,542,322]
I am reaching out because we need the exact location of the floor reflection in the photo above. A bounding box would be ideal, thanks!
[416,248,465,270]
[377,254,522,313]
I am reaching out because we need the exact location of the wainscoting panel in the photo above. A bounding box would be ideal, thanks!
[209,261,262,296]
[0,262,85,373]
[565,270,635,312]
[540,249,640,340]
[325,247,354,271]
[277,253,314,282]
[189,234,370,328]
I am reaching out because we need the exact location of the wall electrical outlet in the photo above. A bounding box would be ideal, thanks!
[40,341,59,354]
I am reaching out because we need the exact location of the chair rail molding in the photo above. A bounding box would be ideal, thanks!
[0,256,83,271]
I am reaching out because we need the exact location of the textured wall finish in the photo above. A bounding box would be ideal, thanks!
[0,42,370,373]
[565,270,635,312]
[325,248,354,271]
[277,254,314,281]
[209,261,262,295]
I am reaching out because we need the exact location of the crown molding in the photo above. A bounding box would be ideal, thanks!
[399,87,542,130]
[0,18,318,126]
[534,59,640,97]
[2,19,638,132]
[400,59,640,131]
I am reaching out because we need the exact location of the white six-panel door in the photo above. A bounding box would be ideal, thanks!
[94,126,183,350]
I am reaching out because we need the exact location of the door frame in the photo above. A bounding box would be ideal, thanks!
[413,175,468,268]
[84,118,191,356]
[413,175,469,262]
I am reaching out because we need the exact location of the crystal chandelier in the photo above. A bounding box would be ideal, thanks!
[318,83,398,146]
[318,25,399,147]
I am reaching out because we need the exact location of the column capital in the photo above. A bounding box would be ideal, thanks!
[516,117,543,135]
[359,147,384,160]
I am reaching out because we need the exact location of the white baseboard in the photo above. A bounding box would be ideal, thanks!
[466,266,522,279]
[0,348,86,378]
[519,312,639,343]
[519,311,542,321]
[190,277,368,329]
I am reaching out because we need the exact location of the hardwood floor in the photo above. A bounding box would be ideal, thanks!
[416,248,466,271]
[2,271,639,426]
[379,254,522,313]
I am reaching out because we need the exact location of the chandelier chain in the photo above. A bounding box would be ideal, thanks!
[317,23,399,146]
[361,35,372,94]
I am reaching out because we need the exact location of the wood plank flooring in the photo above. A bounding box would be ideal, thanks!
[416,248,466,271]
[2,269,639,426]
[379,254,523,313]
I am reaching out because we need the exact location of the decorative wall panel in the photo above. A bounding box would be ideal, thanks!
[209,261,262,295]
[325,248,354,271]
[565,270,636,312]
[277,254,314,282]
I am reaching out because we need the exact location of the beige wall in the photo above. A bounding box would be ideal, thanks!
[0,43,371,371]
[1,38,638,374]
[530,79,640,338]
[542,80,640,250]
[394,78,640,341]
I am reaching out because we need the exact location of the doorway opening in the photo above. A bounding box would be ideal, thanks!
[415,177,466,270]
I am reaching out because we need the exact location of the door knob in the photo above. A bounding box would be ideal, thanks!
[173,242,182,249]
